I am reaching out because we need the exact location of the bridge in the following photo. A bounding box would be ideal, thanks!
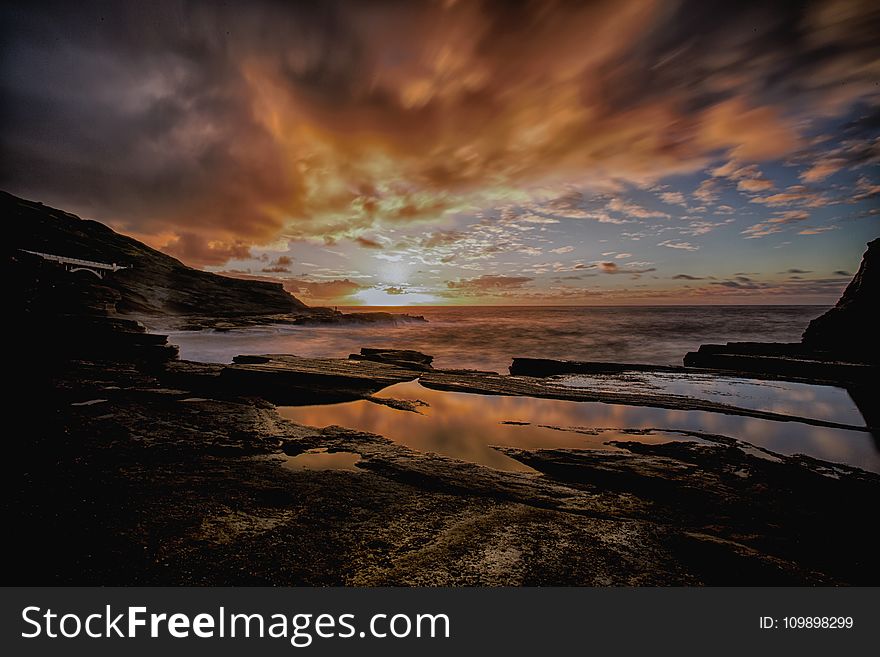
[21,249,129,279]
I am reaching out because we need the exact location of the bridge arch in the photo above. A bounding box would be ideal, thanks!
[67,267,104,279]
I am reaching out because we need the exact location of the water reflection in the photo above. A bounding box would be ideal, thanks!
[279,381,880,474]
[282,449,362,472]
[555,373,866,426]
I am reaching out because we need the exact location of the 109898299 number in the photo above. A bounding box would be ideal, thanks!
[784,617,853,629]
[760,616,854,629]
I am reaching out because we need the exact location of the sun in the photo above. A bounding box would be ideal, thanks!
[353,287,438,306]
[378,261,410,285]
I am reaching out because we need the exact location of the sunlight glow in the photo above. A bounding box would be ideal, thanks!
[352,287,438,306]
[378,261,410,285]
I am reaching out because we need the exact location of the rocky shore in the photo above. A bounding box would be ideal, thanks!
[7,191,879,585]
[11,331,878,585]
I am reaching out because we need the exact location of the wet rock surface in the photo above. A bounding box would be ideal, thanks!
[419,369,872,432]
[511,358,692,377]
[12,352,879,585]
[497,432,879,584]
[683,342,876,384]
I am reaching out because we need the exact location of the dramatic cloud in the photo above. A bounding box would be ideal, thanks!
[163,233,252,266]
[1,1,876,306]
[2,0,878,268]
[447,275,533,293]
[285,278,366,301]
[261,255,293,273]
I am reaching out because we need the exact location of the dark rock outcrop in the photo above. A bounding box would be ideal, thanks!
[10,247,178,366]
[349,348,434,371]
[682,342,875,384]
[496,435,879,584]
[162,353,423,404]
[5,191,307,318]
[803,237,879,361]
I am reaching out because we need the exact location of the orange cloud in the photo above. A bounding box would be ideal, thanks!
[284,278,367,303]
[163,233,252,266]
[2,0,878,267]
[446,275,534,295]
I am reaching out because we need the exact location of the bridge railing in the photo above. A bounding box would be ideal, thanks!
[21,249,128,272]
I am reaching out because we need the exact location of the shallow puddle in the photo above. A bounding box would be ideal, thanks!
[282,449,363,472]
[554,372,865,426]
[279,381,880,473]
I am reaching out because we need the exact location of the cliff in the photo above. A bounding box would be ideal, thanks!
[802,238,879,361]
[5,190,307,318]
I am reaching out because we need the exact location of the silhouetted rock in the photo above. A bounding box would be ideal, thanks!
[10,248,178,365]
[5,190,307,318]
[160,353,423,404]
[349,348,434,370]
[803,238,879,362]
[682,342,875,384]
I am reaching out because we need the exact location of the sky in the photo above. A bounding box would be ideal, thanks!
[1,0,878,306]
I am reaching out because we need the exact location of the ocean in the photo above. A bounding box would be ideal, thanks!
[168,305,827,372]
